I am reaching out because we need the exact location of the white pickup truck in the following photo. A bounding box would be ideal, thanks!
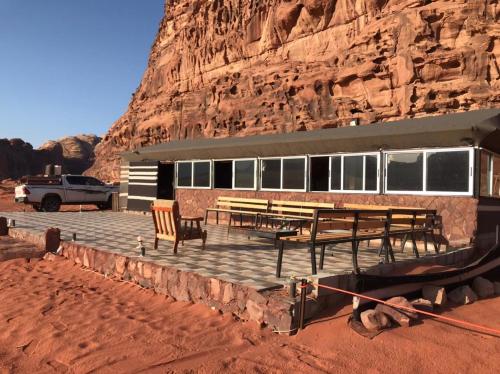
[15,175,118,212]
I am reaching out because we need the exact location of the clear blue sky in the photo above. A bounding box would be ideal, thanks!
[0,0,164,147]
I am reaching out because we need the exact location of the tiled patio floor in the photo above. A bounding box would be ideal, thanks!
[1,211,421,290]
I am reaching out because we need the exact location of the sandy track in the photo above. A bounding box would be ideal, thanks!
[0,255,499,373]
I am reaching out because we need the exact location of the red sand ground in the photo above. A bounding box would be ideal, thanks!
[1,183,500,373]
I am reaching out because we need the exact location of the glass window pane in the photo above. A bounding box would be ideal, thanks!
[493,154,500,197]
[386,152,424,191]
[234,160,255,189]
[343,156,363,190]
[283,158,305,190]
[330,157,341,190]
[480,151,492,197]
[261,159,281,189]
[310,157,329,192]
[426,151,469,192]
[365,155,378,191]
[193,161,211,187]
[177,163,192,187]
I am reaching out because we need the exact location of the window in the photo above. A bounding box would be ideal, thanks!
[494,155,500,197]
[214,160,232,189]
[66,176,86,185]
[386,152,424,192]
[343,156,363,190]
[176,162,192,187]
[481,151,500,198]
[85,177,104,186]
[427,151,469,192]
[310,153,379,193]
[261,159,281,189]
[385,148,473,195]
[330,156,342,190]
[261,157,306,191]
[176,161,211,188]
[233,159,256,190]
[283,158,306,190]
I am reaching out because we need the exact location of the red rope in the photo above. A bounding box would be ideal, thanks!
[310,282,500,336]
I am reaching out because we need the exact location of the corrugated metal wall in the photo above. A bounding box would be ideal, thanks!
[127,161,159,211]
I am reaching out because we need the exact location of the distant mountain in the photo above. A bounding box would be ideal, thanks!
[0,134,101,180]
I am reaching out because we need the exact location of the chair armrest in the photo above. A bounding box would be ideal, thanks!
[180,216,204,222]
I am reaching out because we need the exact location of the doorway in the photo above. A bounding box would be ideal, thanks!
[157,163,175,200]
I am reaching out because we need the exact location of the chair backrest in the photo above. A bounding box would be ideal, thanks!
[390,208,437,228]
[269,200,335,218]
[215,196,269,212]
[151,199,180,240]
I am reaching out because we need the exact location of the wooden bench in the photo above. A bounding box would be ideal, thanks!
[204,196,269,225]
[152,200,207,254]
[259,200,335,228]
[277,209,393,277]
[344,203,440,253]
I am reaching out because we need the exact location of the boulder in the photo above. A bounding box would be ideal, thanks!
[375,296,418,327]
[448,285,478,305]
[360,309,391,331]
[471,277,494,299]
[411,298,434,313]
[45,227,61,253]
[422,285,447,306]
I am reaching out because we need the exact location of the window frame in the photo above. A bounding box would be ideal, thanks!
[384,147,474,196]
[309,152,381,194]
[480,149,500,198]
[232,158,258,191]
[259,156,308,192]
[175,160,212,189]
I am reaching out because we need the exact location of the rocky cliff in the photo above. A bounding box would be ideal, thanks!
[0,135,100,180]
[90,0,500,180]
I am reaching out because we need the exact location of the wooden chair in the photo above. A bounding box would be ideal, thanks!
[205,196,269,225]
[151,200,207,254]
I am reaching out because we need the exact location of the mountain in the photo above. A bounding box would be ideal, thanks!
[89,0,500,180]
[0,135,101,180]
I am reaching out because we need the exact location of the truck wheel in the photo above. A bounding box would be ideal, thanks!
[41,196,61,212]
[97,196,112,211]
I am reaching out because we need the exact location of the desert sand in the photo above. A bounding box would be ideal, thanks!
[1,185,500,373]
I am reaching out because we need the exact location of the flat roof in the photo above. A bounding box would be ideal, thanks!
[122,109,500,162]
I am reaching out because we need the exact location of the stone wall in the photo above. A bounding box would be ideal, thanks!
[8,227,296,332]
[176,189,478,245]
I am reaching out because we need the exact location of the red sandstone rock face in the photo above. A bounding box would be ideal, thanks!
[0,135,100,180]
[89,0,500,180]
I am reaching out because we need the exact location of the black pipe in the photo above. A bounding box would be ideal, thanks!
[299,279,307,330]
[289,279,297,299]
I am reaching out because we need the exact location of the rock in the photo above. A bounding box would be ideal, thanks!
[44,227,61,253]
[494,282,500,296]
[422,285,447,306]
[43,252,57,262]
[246,299,264,324]
[472,277,494,299]
[411,298,434,313]
[448,286,478,305]
[360,309,391,332]
[374,296,419,328]
[87,1,500,182]
[0,135,100,180]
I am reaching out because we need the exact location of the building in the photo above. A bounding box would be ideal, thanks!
[119,109,500,248]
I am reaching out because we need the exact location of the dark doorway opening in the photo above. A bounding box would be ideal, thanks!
[157,163,175,200]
